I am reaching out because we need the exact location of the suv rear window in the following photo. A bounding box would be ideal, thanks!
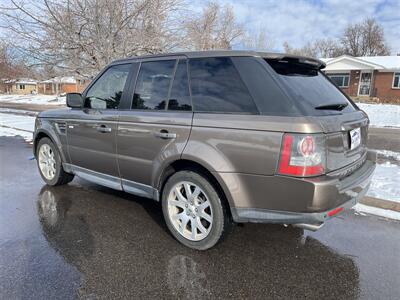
[189,57,258,114]
[265,59,357,116]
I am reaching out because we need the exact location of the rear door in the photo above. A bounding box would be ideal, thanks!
[67,63,132,186]
[117,58,193,197]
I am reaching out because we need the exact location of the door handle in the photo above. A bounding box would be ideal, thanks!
[154,129,176,139]
[96,125,112,133]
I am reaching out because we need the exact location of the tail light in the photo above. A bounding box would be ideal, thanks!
[278,133,326,177]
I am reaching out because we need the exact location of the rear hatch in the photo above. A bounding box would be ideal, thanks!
[264,56,368,174]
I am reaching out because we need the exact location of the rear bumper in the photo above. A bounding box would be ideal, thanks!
[223,151,376,224]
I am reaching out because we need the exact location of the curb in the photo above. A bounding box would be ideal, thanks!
[360,196,400,213]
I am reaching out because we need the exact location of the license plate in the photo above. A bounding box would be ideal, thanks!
[350,128,361,150]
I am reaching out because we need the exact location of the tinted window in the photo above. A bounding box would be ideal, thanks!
[232,57,299,116]
[85,64,131,109]
[265,59,356,115]
[168,59,192,111]
[189,57,258,114]
[132,60,175,110]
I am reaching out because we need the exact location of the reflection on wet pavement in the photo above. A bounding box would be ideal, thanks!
[1,137,399,299]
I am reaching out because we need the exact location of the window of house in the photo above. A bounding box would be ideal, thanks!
[85,64,131,109]
[393,72,400,88]
[132,60,176,110]
[189,57,258,114]
[18,84,25,90]
[327,73,350,88]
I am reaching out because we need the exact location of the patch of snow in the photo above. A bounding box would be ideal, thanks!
[356,56,400,70]
[0,94,65,105]
[0,126,33,142]
[376,149,400,161]
[353,203,400,221]
[0,108,38,116]
[0,112,35,142]
[367,161,400,203]
[357,103,400,128]
[40,76,77,84]
[0,112,35,132]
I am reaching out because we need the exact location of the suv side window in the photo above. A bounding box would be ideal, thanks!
[85,64,131,109]
[168,59,192,111]
[189,57,258,114]
[132,60,175,110]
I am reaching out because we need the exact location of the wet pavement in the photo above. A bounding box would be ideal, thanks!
[0,137,399,300]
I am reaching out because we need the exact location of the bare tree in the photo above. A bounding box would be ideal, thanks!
[0,0,184,77]
[0,41,36,79]
[184,2,244,51]
[341,18,390,56]
[283,38,345,58]
[243,28,274,51]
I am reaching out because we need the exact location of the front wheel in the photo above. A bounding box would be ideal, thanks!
[161,170,231,250]
[36,137,74,186]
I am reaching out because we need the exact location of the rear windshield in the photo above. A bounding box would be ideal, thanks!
[265,59,357,116]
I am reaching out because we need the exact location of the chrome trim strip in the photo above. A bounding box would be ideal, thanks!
[64,163,122,190]
[121,178,157,200]
[63,163,159,200]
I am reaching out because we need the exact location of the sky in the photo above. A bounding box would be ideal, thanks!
[0,0,399,56]
[193,0,400,55]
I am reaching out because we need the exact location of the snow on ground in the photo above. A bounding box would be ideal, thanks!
[376,149,400,161]
[357,103,400,128]
[353,203,400,221]
[0,126,33,142]
[0,94,65,105]
[366,161,400,203]
[0,112,35,142]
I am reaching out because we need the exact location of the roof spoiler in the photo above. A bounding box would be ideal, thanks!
[261,53,326,70]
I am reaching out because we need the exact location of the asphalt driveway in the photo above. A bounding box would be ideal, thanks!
[0,137,399,299]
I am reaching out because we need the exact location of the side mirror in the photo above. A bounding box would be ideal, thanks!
[66,93,83,108]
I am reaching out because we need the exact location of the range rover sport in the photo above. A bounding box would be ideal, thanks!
[33,51,376,250]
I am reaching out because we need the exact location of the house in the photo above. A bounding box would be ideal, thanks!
[2,78,37,94]
[37,76,89,95]
[321,55,400,103]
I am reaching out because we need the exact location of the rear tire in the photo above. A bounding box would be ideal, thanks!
[36,137,74,186]
[162,170,231,250]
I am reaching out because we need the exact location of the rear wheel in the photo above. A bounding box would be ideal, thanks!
[36,137,74,186]
[162,170,231,250]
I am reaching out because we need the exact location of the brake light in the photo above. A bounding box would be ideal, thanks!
[278,134,326,177]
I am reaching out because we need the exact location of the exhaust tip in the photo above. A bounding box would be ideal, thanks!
[293,223,324,232]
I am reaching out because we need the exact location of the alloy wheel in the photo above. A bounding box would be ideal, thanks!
[167,181,213,241]
[38,144,57,180]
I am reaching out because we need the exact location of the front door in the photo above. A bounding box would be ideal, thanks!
[67,63,132,188]
[358,71,372,96]
[117,58,193,198]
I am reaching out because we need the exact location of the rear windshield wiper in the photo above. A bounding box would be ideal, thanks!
[315,103,348,111]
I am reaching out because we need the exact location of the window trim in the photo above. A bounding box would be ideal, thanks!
[392,72,400,89]
[166,58,193,112]
[327,73,350,88]
[188,56,260,115]
[130,58,193,113]
[130,59,177,111]
[82,62,133,110]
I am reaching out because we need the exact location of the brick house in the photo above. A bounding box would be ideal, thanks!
[37,76,89,95]
[321,55,400,103]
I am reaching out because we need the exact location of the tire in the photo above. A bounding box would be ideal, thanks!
[36,137,74,186]
[161,170,231,250]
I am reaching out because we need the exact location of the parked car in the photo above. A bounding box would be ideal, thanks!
[33,51,376,250]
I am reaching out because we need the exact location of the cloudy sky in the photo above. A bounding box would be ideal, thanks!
[194,0,400,55]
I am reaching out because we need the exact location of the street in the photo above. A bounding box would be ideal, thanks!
[0,136,399,299]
